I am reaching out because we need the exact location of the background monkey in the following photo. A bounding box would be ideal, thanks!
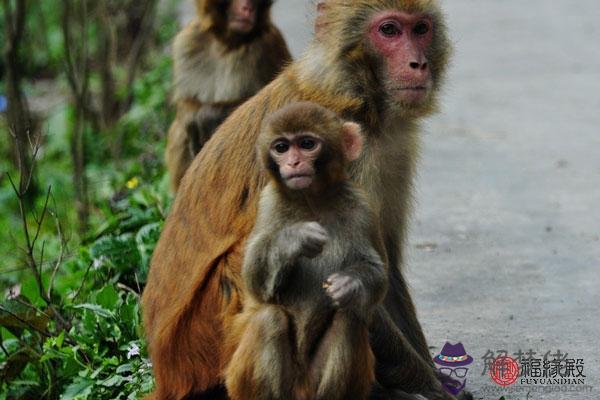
[143,1,462,399]
[225,102,387,400]
[166,0,291,191]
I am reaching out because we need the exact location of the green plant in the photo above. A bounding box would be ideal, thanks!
[0,1,179,397]
[0,174,168,399]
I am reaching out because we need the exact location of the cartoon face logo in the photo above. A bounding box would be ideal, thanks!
[433,342,474,396]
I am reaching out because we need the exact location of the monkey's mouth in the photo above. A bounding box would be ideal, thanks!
[285,175,313,190]
[395,86,427,91]
[229,18,255,32]
[392,86,429,103]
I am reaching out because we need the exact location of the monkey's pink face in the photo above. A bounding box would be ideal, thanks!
[368,11,434,105]
[270,134,323,190]
[227,0,257,33]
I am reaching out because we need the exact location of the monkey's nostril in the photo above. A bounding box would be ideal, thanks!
[409,62,420,69]
[421,62,428,71]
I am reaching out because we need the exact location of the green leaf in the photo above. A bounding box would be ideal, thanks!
[56,330,66,348]
[100,374,126,387]
[80,309,98,335]
[72,304,114,319]
[120,208,156,232]
[20,276,47,307]
[0,298,49,334]
[90,366,104,379]
[95,286,120,311]
[135,222,162,281]
[116,363,133,374]
[91,234,141,273]
[60,377,94,400]
[118,296,140,337]
[102,356,119,367]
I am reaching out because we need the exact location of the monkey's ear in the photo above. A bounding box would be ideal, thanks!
[342,122,363,162]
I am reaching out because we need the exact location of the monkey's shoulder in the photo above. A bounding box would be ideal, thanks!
[172,20,208,57]
[255,184,377,245]
[326,184,377,226]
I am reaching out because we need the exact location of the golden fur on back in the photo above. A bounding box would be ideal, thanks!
[144,1,451,398]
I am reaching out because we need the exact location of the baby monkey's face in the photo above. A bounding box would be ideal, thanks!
[269,133,323,191]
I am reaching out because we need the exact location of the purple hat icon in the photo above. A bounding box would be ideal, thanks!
[433,342,473,367]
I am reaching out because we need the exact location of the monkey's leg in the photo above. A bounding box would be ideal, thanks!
[370,382,437,400]
[189,105,233,156]
[181,384,228,400]
[371,387,460,400]
[382,239,432,362]
[307,312,374,400]
[369,307,455,400]
[378,234,464,399]
[166,100,200,192]
[225,305,296,400]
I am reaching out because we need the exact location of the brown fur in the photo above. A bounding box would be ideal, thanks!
[144,1,452,399]
[226,301,375,400]
[166,0,291,192]
[224,102,384,400]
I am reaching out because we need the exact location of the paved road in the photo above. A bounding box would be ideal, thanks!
[179,1,599,398]
[410,2,599,399]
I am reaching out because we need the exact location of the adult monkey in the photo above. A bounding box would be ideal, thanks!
[166,0,291,192]
[143,1,460,399]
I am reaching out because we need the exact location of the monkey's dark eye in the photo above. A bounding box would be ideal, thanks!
[379,22,400,37]
[273,142,289,153]
[413,22,430,35]
[299,138,317,150]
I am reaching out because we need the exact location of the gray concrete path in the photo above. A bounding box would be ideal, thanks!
[179,1,599,398]
[410,2,599,399]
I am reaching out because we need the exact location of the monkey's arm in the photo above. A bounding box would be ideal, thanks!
[353,248,388,308]
[325,247,387,316]
[188,104,237,155]
[243,222,328,303]
[166,99,202,191]
[166,100,236,190]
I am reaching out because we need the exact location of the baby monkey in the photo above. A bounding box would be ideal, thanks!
[225,102,388,400]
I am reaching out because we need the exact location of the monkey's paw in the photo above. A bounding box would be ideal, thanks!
[294,221,328,258]
[324,273,364,309]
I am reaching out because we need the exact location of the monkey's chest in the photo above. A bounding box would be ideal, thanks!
[281,237,353,313]
[281,266,334,344]
[177,45,272,104]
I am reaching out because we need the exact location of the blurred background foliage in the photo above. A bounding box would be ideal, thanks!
[0,0,180,398]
